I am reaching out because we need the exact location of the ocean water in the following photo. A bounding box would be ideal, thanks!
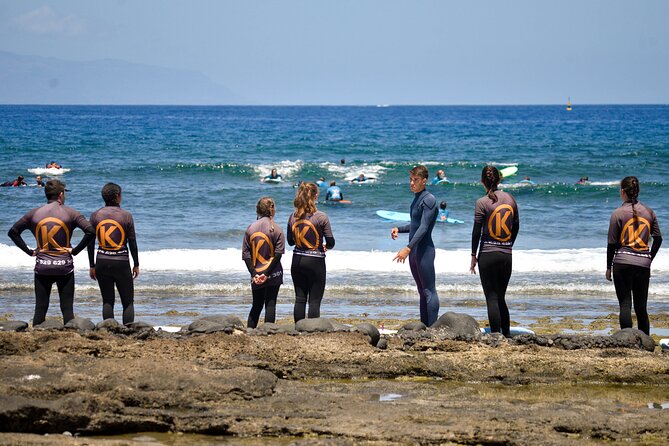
[1,105,668,329]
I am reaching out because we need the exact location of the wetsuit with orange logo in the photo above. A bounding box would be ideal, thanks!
[8,200,94,325]
[472,190,519,337]
[397,189,440,326]
[88,205,139,324]
[607,200,662,335]
[287,211,335,322]
[242,216,285,328]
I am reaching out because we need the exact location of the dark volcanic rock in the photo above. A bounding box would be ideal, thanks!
[0,321,28,332]
[399,321,427,332]
[295,318,335,333]
[611,328,655,352]
[431,312,480,337]
[355,323,380,346]
[64,317,95,332]
[95,318,121,330]
[33,320,64,330]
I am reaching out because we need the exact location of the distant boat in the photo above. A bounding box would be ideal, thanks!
[566,97,572,111]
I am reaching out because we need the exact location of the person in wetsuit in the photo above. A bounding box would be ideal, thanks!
[242,197,285,328]
[287,182,335,322]
[325,181,343,201]
[391,165,440,326]
[87,183,140,324]
[606,176,662,335]
[437,201,449,221]
[470,165,520,337]
[7,179,95,326]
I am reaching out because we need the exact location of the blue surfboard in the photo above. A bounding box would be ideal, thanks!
[376,210,464,224]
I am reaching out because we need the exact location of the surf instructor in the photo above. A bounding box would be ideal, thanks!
[391,165,440,326]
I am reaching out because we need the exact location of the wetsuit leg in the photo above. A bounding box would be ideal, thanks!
[33,273,55,326]
[306,258,326,319]
[409,248,439,326]
[248,287,266,328]
[55,273,75,325]
[263,285,280,324]
[291,255,326,321]
[112,262,135,324]
[95,260,117,321]
[613,264,650,335]
[631,268,650,335]
[291,255,311,322]
[478,252,512,337]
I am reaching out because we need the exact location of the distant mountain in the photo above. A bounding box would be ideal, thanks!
[0,51,244,105]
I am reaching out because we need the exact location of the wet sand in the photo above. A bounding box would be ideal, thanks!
[1,315,669,445]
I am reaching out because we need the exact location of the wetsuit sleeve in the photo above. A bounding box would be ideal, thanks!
[286,217,295,247]
[471,221,482,256]
[651,236,662,261]
[510,201,520,244]
[8,213,34,256]
[397,224,410,233]
[71,215,95,256]
[244,257,255,275]
[8,227,34,256]
[407,195,437,250]
[607,243,616,269]
[322,214,335,250]
[128,238,139,268]
[606,210,621,268]
[87,238,96,267]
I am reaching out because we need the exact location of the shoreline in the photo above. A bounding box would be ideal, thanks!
[2,314,669,445]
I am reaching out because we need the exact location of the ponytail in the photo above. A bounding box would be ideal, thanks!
[481,165,501,203]
[621,176,640,222]
[293,182,318,219]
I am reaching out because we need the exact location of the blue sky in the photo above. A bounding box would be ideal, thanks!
[1,0,668,105]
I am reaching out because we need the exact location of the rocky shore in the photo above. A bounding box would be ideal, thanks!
[1,313,669,445]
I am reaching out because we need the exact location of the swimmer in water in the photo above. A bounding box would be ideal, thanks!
[263,168,283,182]
[391,165,440,326]
[606,176,662,335]
[325,181,343,202]
[437,201,449,221]
[8,179,95,326]
[87,183,140,325]
[242,197,285,328]
[470,166,520,337]
[287,182,335,322]
[431,169,447,185]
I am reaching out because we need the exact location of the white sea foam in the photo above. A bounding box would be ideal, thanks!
[254,160,304,180]
[2,244,667,275]
[323,162,388,181]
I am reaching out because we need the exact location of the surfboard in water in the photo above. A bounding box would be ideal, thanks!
[499,166,518,179]
[324,199,352,205]
[376,210,464,224]
[262,177,284,184]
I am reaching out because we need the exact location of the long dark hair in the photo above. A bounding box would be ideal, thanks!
[621,176,640,222]
[481,166,501,203]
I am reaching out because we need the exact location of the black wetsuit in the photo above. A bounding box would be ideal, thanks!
[472,190,519,337]
[242,216,285,328]
[287,210,335,322]
[8,200,94,326]
[397,189,440,326]
[88,205,139,324]
[607,200,662,335]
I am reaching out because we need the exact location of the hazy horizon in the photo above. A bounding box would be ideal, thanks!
[1,1,668,105]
